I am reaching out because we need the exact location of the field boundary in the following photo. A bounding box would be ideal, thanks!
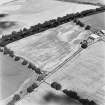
[0,6,105,47]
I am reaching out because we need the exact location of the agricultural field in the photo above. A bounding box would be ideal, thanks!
[80,12,105,30]
[0,52,34,99]
[6,21,91,72]
[46,41,105,105]
[0,0,98,36]
[58,0,105,5]
[0,0,105,105]
[16,83,81,105]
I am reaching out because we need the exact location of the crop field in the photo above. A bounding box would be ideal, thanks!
[7,22,91,72]
[46,41,105,105]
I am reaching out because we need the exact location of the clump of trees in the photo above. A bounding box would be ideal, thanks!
[27,82,38,93]
[51,82,62,90]
[80,40,88,49]
[12,94,21,102]
[73,19,85,27]
[0,6,104,47]
[85,25,91,30]
[3,47,14,57]
[27,62,42,74]
[37,73,46,81]
[63,89,80,100]
[7,94,21,105]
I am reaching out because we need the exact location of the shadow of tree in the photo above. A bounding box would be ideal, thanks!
[43,92,81,105]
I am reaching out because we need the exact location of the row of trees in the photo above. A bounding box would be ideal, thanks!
[63,89,96,105]
[1,46,42,74]
[49,81,97,105]
[0,6,105,47]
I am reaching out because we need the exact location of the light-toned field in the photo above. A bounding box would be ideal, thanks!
[46,41,105,105]
[7,22,91,72]
[0,0,98,36]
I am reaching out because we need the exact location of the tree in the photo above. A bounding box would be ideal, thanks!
[51,82,61,90]
[22,60,28,65]
[3,47,8,55]
[31,83,38,89]
[27,85,34,93]
[85,25,91,30]
[80,40,88,49]
[79,21,84,27]
[63,89,80,100]
[28,63,33,69]
[14,56,20,61]
[34,68,42,74]
[9,51,14,58]
[13,94,20,102]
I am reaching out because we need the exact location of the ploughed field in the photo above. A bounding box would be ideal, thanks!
[7,21,91,72]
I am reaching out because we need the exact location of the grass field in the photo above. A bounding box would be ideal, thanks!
[7,22,91,72]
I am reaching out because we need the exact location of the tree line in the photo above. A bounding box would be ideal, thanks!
[0,46,42,74]
[50,81,97,105]
[0,6,105,47]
